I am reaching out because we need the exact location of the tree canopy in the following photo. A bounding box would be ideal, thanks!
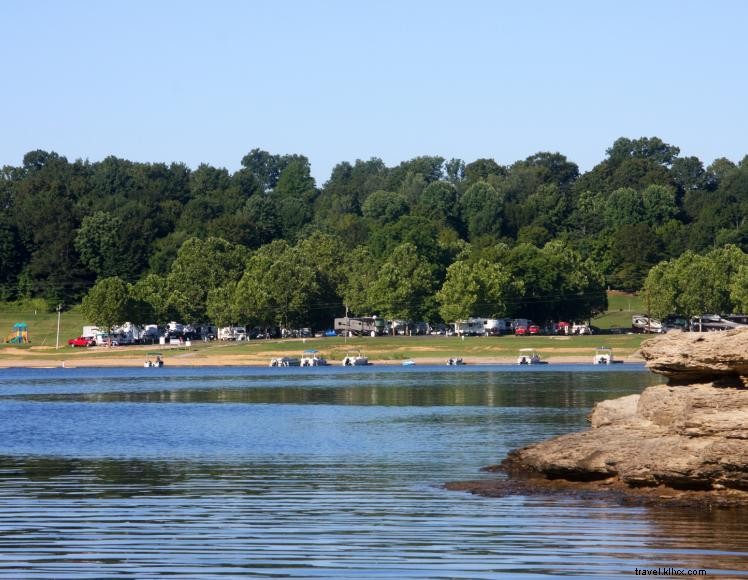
[1,138,744,329]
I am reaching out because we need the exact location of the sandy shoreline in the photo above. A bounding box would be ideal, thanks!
[0,353,642,368]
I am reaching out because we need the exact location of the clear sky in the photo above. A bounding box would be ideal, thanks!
[2,0,747,184]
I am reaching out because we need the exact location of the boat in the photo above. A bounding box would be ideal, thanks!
[593,347,623,365]
[144,352,164,368]
[517,348,546,365]
[446,357,465,366]
[342,352,369,366]
[631,315,664,333]
[300,349,328,367]
[401,359,416,366]
[269,356,300,367]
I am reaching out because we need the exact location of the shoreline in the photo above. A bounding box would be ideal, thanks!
[0,354,644,368]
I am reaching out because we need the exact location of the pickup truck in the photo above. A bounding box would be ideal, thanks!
[68,336,96,347]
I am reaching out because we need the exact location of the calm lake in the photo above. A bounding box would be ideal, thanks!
[0,365,746,578]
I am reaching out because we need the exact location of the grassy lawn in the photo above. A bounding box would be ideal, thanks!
[592,292,643,330]
[0,302,88,349]
[0,333,646,365]
[0,295,651,364]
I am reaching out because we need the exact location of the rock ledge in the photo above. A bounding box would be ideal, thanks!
[450,328,748,507]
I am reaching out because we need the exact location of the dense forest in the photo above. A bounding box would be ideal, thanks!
[1,137,746,330]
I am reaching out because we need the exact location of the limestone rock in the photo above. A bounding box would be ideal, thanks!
[640,327,748,385]
[489,329,748,500]
[589,394,640,428]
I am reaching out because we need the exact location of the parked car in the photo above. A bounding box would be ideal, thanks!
[528,324,541,335]
[68,336,95,347]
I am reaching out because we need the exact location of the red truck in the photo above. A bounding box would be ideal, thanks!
[68,336,95,347]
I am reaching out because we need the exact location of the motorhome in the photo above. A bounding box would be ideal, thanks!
[334,316,387,337]
[483,318,512,336]
[454,318,485,336]
[218,326,247,341]
[690,315,748,332]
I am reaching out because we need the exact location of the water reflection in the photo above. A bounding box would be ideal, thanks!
[5,370,662,408]
[0,367,743,578]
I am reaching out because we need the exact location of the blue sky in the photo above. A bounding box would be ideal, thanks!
[2,0,746,184]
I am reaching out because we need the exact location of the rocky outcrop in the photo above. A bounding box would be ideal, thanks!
[639,327,748,385]
[450,328,748,506]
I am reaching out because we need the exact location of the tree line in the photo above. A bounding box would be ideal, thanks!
[1,137,746,328]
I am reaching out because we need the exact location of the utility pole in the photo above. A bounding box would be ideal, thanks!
[55,304,62,349]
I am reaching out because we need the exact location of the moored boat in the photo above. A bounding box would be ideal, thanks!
[593,346,623,365]
[300,349,328,366]
[446,357,465,366]
[517,348,546,365]
[401,359,416,366]
[144,352,164,368]
[270,356,301,367]
[342,352,369,366]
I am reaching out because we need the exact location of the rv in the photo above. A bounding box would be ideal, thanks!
[483,318,512,336]
[690,315,748,332]
[334,316,387,337]
[455,318,485,336]
[218,326,247,341]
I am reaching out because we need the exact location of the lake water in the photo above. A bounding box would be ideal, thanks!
[0,365,746,578]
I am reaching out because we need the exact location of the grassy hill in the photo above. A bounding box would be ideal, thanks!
[0,301,88,349]
[592,292,644,331]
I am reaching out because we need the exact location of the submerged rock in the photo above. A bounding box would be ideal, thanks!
[452,328,748,506]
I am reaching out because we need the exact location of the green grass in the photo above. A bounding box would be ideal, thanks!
[164,333,648,361]
[0,302,88,348]
[0,296,651,363]
[593,292,644,330]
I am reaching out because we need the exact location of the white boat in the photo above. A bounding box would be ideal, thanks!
[144,352,164,368]
[632,315,664,333]
[342,352,369,366]
[446,357,465,366]
[593,347,623,365]
[401,359,416,366]
[270,356,301,367]
[300,349,328,367]
[517,349,546,365]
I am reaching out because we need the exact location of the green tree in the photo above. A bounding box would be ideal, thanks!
[642,247,748,319]
[340,246,379,316]
[641,184,678,225]
[436,259,510,322]
[464,158,505,184]
[81,276,132,332]
[459,181,504,240]
[730,264,748,312]
[415,181,458,221]
[207,281,240,327]
[130,273,178,325]
[604,187,644,227]
[166,237,248,322]
[74,211,125,278]
[0,215,23,299]
[274,158,316,199]
[296,232,347,326]
[234,241,319,328]
[361,190,408,223]
[504,242,607,321]
[606,136,680,167]
[368,243,436,321]
[608,224,663,291]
